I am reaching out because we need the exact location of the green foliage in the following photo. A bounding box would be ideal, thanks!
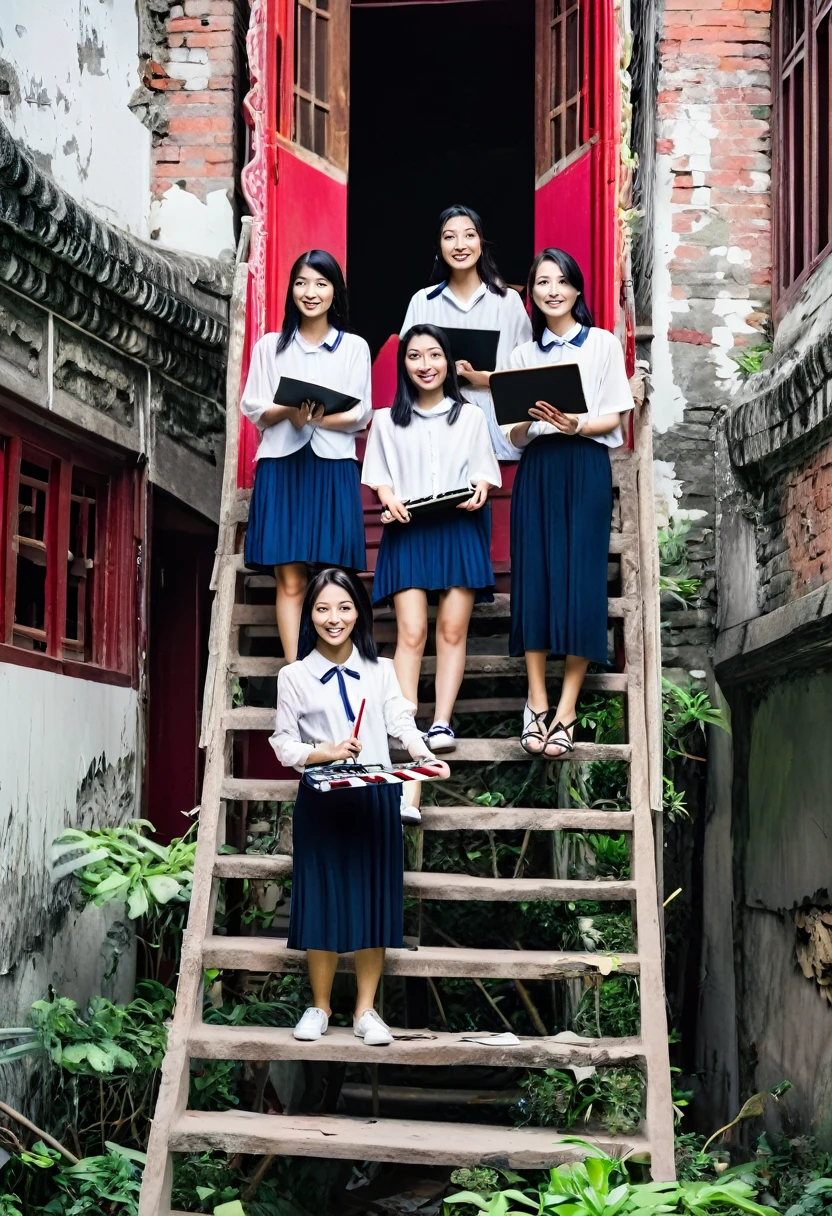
[0,1143,144,1216]
[731,342,772,380]
[749,1134,832,1211]
[658,518,701,608]
[0,1197,24,1216]
[512,1067,644,1135]
[662,679,729,763]
[572,977,640,1039]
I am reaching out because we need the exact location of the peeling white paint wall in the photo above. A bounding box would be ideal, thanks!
[0,0,151,236]
[651,148,689,436]
[150,183,236,260]
[0,663,140,1039]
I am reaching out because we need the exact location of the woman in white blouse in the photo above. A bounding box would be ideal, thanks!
[401,205,532,460]
[271,567,447,1046]
[362,324,500,818]
[240,250,372,661]
[505,249,634,758]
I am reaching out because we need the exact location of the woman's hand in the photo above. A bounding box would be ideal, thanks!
[290,400,325,430]
[416,757,451,780]
[529,399,581,434]
[459,481,490,511]
[327,737,363,763]
[378,486,411,524]
[456,361,491,389]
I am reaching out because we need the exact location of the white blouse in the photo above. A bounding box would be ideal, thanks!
[240,327,372,461]
[506,325,634,450]
[271,646,431,771]
[401,282,532,461]
[361,399,502,502]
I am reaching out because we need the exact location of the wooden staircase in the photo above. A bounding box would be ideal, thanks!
[138,247,674,1215]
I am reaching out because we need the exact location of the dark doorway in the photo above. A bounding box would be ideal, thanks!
[347,0,536,358]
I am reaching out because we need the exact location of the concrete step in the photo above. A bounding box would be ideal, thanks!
[187,1023,644,1068]
[169,1109,648,1167]
[201,937,638,978]
[213,856,633,902]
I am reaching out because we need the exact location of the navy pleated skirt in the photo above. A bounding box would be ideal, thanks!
[372,505,495,606]
[288,781,404,953]
[510,435,612,665]
[244,444,365,571]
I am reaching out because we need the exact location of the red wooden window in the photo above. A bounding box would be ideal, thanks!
[774,0,832,315]
[288,0,348,169]
[537,0,598,176]
[0,407,139,685]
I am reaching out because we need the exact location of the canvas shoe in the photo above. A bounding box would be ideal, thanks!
[354,1008,393,1046]
[424,722,457,753]
[293,1007,329,1041]
[400,803,422,824]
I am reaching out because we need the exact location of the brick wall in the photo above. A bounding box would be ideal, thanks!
[757,439,832,611]
[651,0,773,669]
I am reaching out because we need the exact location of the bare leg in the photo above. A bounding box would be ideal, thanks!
[545,654,590,757]
[354,947,386,1017]
[525,649,549,715]
[393,589,428,810]
[274,562,307,663]
[434,587,475,724]
[306,949,338,1015]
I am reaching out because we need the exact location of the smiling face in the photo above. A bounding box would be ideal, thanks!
[292,264,335,320]
[404,333,448,395]
[440,214,482,274]
[531,258,581,326]
[312,583,358,648]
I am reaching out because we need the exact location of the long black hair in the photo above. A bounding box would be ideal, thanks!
[428,205,507,297]
[527,248,594,344]
[297,567,378,663]
[391,324,466,428]
[275,250,350,354]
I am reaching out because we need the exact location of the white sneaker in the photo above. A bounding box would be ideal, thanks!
[424,722,457,753]
[354,1008,393,1046]
[401,803,422,824]
[293,1007,329,1041]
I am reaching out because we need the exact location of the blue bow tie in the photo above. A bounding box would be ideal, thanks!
[320,665,360,721]
[539,326,589,353]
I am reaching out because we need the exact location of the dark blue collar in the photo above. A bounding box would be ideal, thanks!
[426,282,447,301]
[538,325,590,353]
[321,329,345,352]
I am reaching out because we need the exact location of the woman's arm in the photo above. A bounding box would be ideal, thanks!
[317,342,373,433]
[376,484,411,524]
[316,402,366,432]
[529,402,621,437]
[271,671,363,769]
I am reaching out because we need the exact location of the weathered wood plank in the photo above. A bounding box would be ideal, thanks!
[187,1024,644,1068]
[201,937,639,979]
[232,596,632,627]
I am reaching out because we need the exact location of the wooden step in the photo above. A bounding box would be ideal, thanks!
[188,1023,644,1067]
[233,596,631,627]
[219,709,632,764]
[213,857,633,901]
[202,937,638,978]
[219,787,633,833]
[169,1109,647,1166]
[229,654,629,690]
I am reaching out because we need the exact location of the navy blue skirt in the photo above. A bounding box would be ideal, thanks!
[372,505,495,606]
[510,435,612,665]
[288,781,403,953]
[245,444,365,570]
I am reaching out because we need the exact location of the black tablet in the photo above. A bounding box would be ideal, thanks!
[439,327,500,386]
[490,363,588,426]
[273,375,360,416]
[402,488,473,518]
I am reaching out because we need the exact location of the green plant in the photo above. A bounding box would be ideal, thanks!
[662,679,729,763]
[658,518,701,608]
[731,342,772,380]
[783,1178,832,1215]
[513,1069,644,1135]
[0,1197,24,1216]
[0,1143,144,1216]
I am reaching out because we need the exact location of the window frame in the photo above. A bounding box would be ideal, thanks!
[0,404,140,688]
[773,0,832,319]
[277,0,349,172]
[535,0,597,181]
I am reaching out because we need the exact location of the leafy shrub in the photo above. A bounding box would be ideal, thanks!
[512,1068,644,1135]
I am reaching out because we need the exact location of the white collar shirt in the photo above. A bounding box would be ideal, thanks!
[361,398,501,502]
[240,327,372,461]
[400,282,533,461]
[270,645,429,771]
[507,326,634,449]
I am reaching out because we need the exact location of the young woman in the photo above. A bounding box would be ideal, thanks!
[240,250,372,662]
[505,249,634,759]
[271,567,447,1046]
[362,324,500,819]
[401,205,532,460]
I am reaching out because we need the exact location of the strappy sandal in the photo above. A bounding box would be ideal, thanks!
[521,703,550,756]
[543,718,577,759]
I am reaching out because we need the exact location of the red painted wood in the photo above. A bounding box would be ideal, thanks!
[0,641,134,687]
[371,335,399,410]
[1,435,21,645]
[534,151,595,298]
[45,456,72,660]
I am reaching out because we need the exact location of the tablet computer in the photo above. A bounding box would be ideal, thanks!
[490,363,588,426]
[273,376,360,416]
[439,328,500,386]
[402,488,473,518]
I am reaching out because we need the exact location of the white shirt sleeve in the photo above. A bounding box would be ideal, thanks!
[360,412,394,489]
[270,668,314,771]
[381,661,431,758]
[240,335,277,430]
[468,408,502,488]
[597,332,635,417]
[344,338,374,433]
